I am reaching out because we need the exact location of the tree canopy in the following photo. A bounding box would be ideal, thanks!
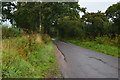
[106,2,120,34]
[2,2,119,38]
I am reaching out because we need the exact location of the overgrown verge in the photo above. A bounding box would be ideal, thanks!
[2,26,24,39]
[64,36,120,58]
[2,34,60,78]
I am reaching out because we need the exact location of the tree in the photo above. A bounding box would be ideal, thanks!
[82,11,109,37]
[57,16,85,39]
[40,2,86,35]
[2,2,16,24]
[2,2,85,34]
[106,2,120,34]
[14,2,41,33]
[10,2,43,52]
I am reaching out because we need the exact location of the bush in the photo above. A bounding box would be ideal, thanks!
[95,35,119,47]
[2,26,24,39]
[42,34,51,44]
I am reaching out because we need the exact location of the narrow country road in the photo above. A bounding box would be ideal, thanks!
[54,40,119,78]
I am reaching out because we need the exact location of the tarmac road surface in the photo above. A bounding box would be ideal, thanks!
[54,39,119,78]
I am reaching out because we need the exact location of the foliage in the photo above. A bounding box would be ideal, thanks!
[2,35,60,78]
[2,2,16,24]
[40,2,86,35]
[82,11,109,37]
[41,34,51,44]
[106,2,120,21]
[2,2,86,34]
[14,2,41,33]
[95,35,119,47]
[2,2,119,38]
[2,26,24,39]
[57,16,85,38]
[106,2,120,34]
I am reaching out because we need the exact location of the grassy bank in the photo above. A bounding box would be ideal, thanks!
[65,39,119,58]
[2,35,60,78]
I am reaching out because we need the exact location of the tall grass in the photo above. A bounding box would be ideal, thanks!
[95,34,119,47]
[2,35,60,78]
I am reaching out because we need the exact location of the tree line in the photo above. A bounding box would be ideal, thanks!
[2,2,120,39]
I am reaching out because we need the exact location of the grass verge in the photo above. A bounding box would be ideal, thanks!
[2,35,60,78]
[65,39,119,58]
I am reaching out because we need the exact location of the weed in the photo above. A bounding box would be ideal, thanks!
[2,35,60,78]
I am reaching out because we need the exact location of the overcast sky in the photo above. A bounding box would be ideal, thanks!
[78,0,119,12]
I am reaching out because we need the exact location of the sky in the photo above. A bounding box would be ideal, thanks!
[78,0,119,12]
[2,0,120,27]
[2,19,12,27]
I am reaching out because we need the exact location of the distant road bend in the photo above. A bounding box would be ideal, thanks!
[53,39,119,78]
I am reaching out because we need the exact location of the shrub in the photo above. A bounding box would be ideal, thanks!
[2,26,24,39]
[41,34,51,44]
[95,35,119,47]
